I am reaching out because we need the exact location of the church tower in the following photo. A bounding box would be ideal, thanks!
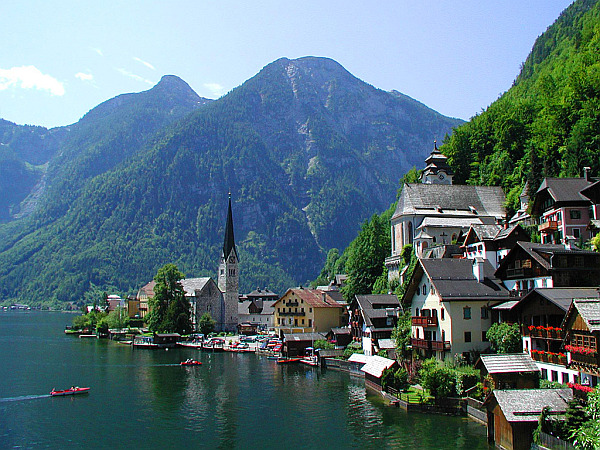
[218,193,239,332]
[421,141,454,185]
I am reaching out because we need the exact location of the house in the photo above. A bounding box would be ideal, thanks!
[562,296,600,387]
[326,327,353,348]
[512,288,598,384]
[273,288,346,337]
[136,280,155,319]
[580,179,600,237]
[386,144,506,277]
[508,182,534,227]
[495,241,600,296]
[484,389,572,450]
[462,223,529,269]
[403,258,510,361]
[349,294,400,356]
[360,355,398,391]
[474,353,539,390]
[106,294,125,312]
[238,297,276,331]
[531,171,597,244]
[240,287,279,303]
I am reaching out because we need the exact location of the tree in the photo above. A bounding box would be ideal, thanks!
[486,322,522,353]
[198,312,216,335]
[419,358,456,400]
[572,389,600,450]
[147,263,192,334]
[314,339,335,350]
[392,311,412,359]
[591,233,600,252]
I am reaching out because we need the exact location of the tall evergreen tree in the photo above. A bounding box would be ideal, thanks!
[147,263,191,334]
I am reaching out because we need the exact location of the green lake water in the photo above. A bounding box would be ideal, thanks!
[0,311,490,449]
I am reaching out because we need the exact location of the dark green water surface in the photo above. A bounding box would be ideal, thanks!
[0,311,490,449]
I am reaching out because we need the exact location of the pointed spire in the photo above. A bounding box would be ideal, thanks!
[223,193,238,260]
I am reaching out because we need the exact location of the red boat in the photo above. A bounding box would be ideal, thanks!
[180,359,202,366]
[276,358,303,364]
[50,387,90,396]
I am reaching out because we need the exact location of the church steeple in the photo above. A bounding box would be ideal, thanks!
[218,193,239,332]
[421,141,454,185]
[222,193,238,260]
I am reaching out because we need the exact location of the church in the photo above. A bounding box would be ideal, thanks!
[137,195,239,332]
[385,143,506,281]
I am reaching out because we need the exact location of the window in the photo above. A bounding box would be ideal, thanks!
[440,308,444,320]
[482,331,488,342]
[541,368,548,380]
[423,285,428,295]
[309,308,312,313]
[416,307,420,317]
[481,307,488,319]
[463,307,471,320]
[431,285,436,295]
[562,372,569,384]
[302,319,305,325]
[551,370,558,382]
[308,319,312,327]
[570,210,581,220]
[464,331,471,343]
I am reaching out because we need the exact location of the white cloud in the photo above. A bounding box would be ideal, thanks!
[133,57,155,71]
[75,72,93,82]
[116,68,153,85]
[92,48,103,56]
[0,65,65,96]
[204,83,225,98]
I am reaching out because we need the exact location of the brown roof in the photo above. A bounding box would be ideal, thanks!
[140,280,156,297]
[280,288,345,308]
[477,353,539,374]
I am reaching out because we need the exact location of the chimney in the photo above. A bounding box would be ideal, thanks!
[584,166,592,182]
[473,257,485,283]
[322,292,328,304]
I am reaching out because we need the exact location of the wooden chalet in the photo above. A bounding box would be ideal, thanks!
[474,353,539,390]
[485,389,572,450]
[562,296,600,386]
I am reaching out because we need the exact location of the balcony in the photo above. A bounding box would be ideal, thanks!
[285,301,299,307]
[523,326,565,340]
[278,311,304,316]
[570,351,599,368]
[410,338,450,351]
[538,220,558,232]
[412,316,438,327]
[531,350,567,366]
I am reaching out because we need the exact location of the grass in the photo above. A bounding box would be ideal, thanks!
[398,386,434,404]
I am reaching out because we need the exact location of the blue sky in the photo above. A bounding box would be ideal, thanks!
[1,1,573,128]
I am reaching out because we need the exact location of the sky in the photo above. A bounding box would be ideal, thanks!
[1,1,574,129]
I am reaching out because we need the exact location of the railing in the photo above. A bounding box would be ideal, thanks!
[412,316,438,327]
[531,350,567,366]
[410,338,450,351]
[523,327,565,340]
[569,352,599,367]
[278,311,304,316]
[285,301,299,307]
[538,220,558,232]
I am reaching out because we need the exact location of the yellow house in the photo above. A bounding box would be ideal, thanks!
[273,288,345,336]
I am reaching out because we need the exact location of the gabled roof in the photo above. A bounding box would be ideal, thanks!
[416,258,509,301]
[489,389,572,423]
[348,353,369,364]
[516,287,600,313]
[180,277,213,296]
[393,183,506,221]
[535,177,591,204]
[581,179,600,203]
[563,298,600,332]
[246,288,278,299]
[139,280,156,297]
[360,355,397,378]
[355,294,400,328]
[477,353,539,374]
[276,288,345,309]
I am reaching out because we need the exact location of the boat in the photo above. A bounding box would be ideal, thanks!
[202,338,225,352]
[180,359,202,366]
[300,356,319,366]
[276,358,303,364]
[50,387,90,396]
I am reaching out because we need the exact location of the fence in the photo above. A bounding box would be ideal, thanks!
[536,432,575,450]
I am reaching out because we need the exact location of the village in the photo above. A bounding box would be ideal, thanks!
[63,146,600,450]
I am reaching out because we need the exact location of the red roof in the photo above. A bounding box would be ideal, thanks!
[140,280,156,298]
[280,288,345,308]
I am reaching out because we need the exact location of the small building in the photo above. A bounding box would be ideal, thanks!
[136,280,155,319]
[485,389,572,450]
[283,332,325,357]
[153,333,181,348]
[273,288,346,337]
[326,327,353,348]
[474,353,539,390]
[462,223,529,269]
[349,294,400,356]
[106,294,125,312]
[238,298,276,331]
[360,355,398,391]
[562,296,600,387]
[403,257,510,361]
[495,241,600,296]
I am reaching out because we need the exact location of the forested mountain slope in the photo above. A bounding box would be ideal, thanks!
[443,0,600,211]
[0,57,461,305]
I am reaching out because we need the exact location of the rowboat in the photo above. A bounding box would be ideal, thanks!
[276,358,303,364]
[180,359,202,366]
[50,387,90,396]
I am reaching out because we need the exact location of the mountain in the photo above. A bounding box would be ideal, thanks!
[0,57,462,305]
[442,0,600,212]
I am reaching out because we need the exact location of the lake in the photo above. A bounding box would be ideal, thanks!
[0,311,490,449]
